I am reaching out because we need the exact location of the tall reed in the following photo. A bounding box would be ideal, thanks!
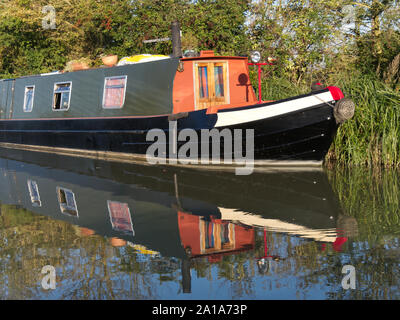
[327,167,400,241]
[329,75,400,168]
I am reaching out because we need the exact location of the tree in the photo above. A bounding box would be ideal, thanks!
[248,0,345,83]
[350,1,400,84]
[0,0,143,77]
[0,0,251,78]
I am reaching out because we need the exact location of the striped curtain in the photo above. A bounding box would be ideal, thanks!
[205,221,214,249]
[198,66,209,99]
[214,66,224,97]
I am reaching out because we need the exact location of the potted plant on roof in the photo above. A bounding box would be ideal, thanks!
[101,54,118,67]
[64,57,93,72]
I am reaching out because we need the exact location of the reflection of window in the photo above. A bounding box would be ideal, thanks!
[200,219,235,254]
[107,201,134,236]
[102,76,127,109]
[57,187,78,217]
[24,86,35,112]
[205,221,214,249]
[53,82,72,110]
[195,62,228,110]
[27,180,41,207]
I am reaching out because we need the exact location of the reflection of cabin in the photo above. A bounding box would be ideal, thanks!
[177,211,254,262]
[172,51,257,113]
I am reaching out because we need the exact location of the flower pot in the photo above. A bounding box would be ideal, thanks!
[110,237,127,247]
[102,55,118,67]
[79,227,95,237]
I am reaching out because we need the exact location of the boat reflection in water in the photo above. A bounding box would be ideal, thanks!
[0,148,355,295]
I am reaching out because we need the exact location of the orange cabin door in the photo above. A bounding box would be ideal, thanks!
[194,62,229,110]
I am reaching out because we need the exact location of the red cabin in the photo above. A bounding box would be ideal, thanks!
[177,210,255,261]
[173,50,262,114]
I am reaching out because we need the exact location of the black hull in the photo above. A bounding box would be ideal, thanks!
[0,91,338,164]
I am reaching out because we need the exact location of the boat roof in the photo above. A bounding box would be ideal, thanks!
[0,52,248,82]
[182,55,248,61]
[181,50,248,61]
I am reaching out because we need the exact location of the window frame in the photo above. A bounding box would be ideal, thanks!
[107,200,134,236]
[197,65,209,100]
[27,179,41,207]
[52,81,72,111]
[23,85,35,112]
[193,61,229,110]
[213,63,226,102]
[102,75,128,109]
[56,186,79,217]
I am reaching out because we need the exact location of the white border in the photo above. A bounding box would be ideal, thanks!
[52,81,72,111]
[23,85,35,112]
[56,186,79,217]
[215,91,335,127]
[107,200,135,236]
[27,179,41,207]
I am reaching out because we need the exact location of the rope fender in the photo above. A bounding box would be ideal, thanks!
[334,98,355,124]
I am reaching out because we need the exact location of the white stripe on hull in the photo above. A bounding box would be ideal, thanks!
[219,207,337,242]
[215,91,334,127]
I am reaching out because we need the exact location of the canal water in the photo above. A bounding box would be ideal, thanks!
[0,147,399,300]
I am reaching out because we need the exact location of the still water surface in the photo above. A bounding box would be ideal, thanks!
[0,147,399,300]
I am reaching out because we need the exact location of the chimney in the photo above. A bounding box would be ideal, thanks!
[171,21,182,58]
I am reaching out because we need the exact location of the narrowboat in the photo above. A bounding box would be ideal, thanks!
[0,24,355,169]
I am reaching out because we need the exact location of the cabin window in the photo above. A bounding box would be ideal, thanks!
[214,66,224,97]
[107,200,134,236]
[194,62,229,110]
[23,86,35,112]
[57,187,78,217]
[53,82,72,111]
[27,179,41,207]
[198,66,209,98]
[103,76,127,109]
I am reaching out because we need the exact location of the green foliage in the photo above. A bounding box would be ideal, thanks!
[248,0,344,83]
[0,14,67,77]
[328,74,400,167]
[182,0,250,55]
[0,0,251,77]
[327,167,400,240]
